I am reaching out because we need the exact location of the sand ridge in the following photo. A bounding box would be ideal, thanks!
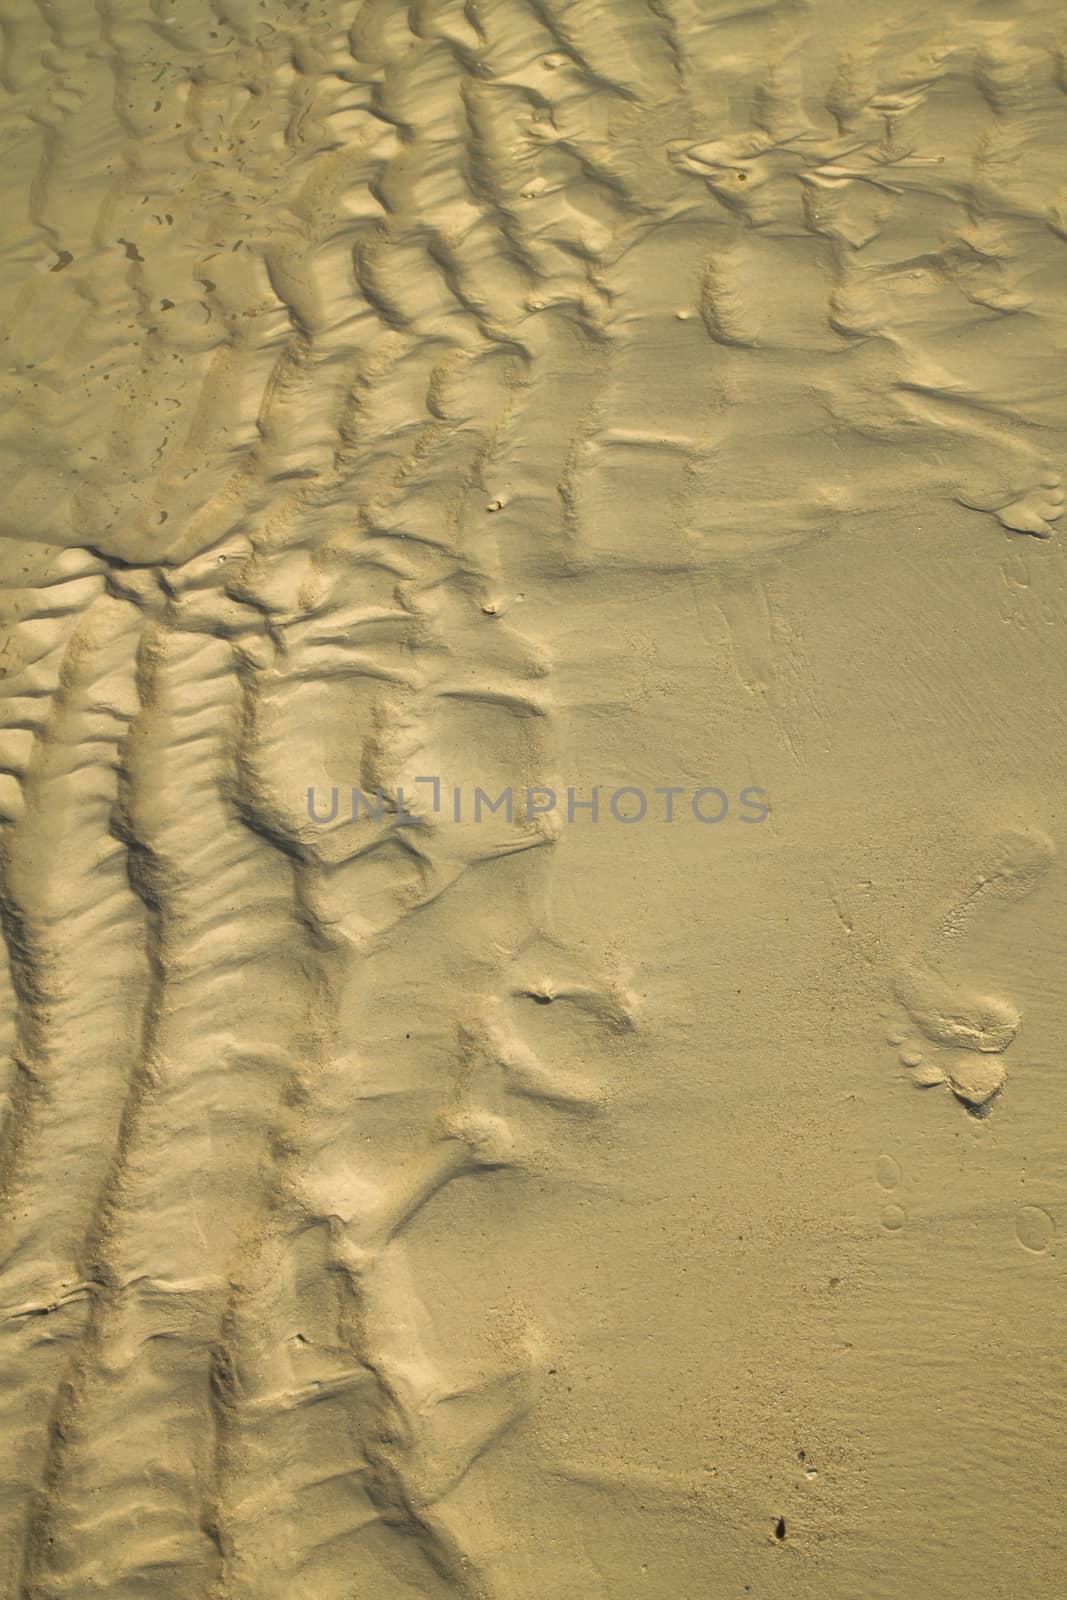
[0,0,1065,1596]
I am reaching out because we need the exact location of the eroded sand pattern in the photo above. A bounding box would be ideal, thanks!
[1,2,1065,1597]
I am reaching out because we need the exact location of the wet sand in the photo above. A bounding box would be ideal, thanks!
[0,2,1065,1596]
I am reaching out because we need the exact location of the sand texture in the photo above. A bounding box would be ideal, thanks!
[0,0,1065,1596]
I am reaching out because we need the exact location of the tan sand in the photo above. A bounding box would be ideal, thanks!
[0,1,1064,1596]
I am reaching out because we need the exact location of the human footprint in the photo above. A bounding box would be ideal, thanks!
[957,471,1064,539]
[885,828,1054,1113]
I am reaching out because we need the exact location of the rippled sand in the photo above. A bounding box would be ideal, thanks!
[0,1,1065,1596]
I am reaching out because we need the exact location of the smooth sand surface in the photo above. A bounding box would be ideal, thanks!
[0,1,1065,1596]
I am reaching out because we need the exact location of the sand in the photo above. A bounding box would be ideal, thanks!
[0,0,1064,1596]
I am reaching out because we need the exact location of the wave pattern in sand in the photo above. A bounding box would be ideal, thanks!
[1,0,1066,1595]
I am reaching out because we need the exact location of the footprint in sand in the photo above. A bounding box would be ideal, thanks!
[884,827,1054,1114]
[957,470,1065,540]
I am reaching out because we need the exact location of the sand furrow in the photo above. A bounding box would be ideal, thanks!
[1,1,1065,1595]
